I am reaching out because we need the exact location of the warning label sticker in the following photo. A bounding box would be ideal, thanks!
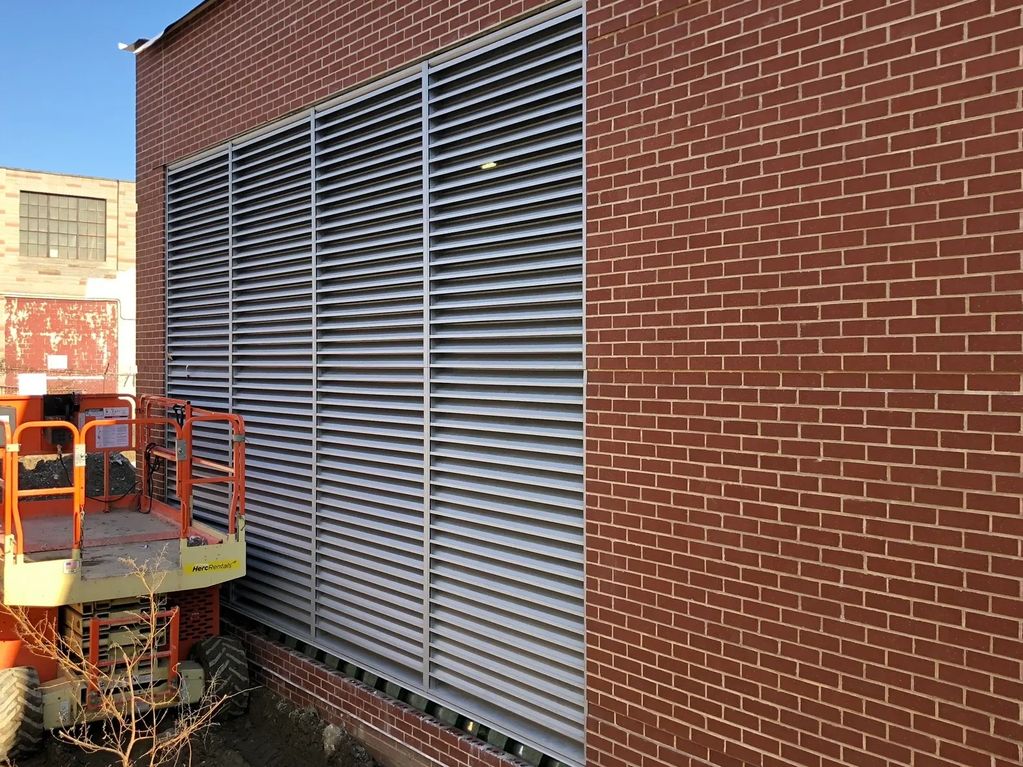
[78,407,130,450]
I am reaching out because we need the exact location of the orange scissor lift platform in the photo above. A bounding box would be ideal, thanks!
[0,393,250,754]
[0,394,247,606]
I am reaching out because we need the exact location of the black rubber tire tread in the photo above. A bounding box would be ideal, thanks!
[191,636,249,719]
[0,666,44,761]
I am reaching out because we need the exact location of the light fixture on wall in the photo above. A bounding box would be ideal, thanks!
[480,161,498,170]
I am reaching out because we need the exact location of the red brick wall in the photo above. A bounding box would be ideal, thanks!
[135,0,549,399]
[586,2,1023,767]
[1,297,118,394]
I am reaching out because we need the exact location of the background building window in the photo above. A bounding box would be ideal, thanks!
[19,191,106,261]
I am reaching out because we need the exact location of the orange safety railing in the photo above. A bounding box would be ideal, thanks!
[182,412,246,535]
[0,395,245,558]
[6,420,84,554]
[1,418,13,545]
[79,418,188,544]
[139,396,246,537]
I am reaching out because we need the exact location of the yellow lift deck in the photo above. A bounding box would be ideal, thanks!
[0,393,249,760]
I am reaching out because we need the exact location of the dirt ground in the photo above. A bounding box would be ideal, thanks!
[17,688,376,767]
[19,452,137,498]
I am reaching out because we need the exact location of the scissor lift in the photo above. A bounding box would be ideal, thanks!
[0,393,249,760]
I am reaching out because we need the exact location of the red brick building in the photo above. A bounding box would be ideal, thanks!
[0,167,137,394]
[134,2,1023,766]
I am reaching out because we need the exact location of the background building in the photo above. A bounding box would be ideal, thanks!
[134,2,1022,767]
[0,167,136,394]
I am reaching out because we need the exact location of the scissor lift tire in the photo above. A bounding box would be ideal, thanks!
[0,666,44,761]
[191,636,249,719]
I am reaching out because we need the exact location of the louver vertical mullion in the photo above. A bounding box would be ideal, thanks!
[426,10,585,765]
[230,121,315,633]
[313,75,426,682]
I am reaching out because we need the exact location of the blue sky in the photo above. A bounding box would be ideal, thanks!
[0,1,198,180]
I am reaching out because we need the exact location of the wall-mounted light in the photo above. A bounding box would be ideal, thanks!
[480,161,498,170]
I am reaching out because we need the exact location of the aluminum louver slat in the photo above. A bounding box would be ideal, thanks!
[430,571,583,634]
[312,74,426,683]
[426,11,585,763]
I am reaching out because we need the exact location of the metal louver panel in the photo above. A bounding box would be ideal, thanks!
[427,10,584,764]
[230,121,314,633]
[313,75,426,680]
[165,6,584,764]
[166,152,233,531]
